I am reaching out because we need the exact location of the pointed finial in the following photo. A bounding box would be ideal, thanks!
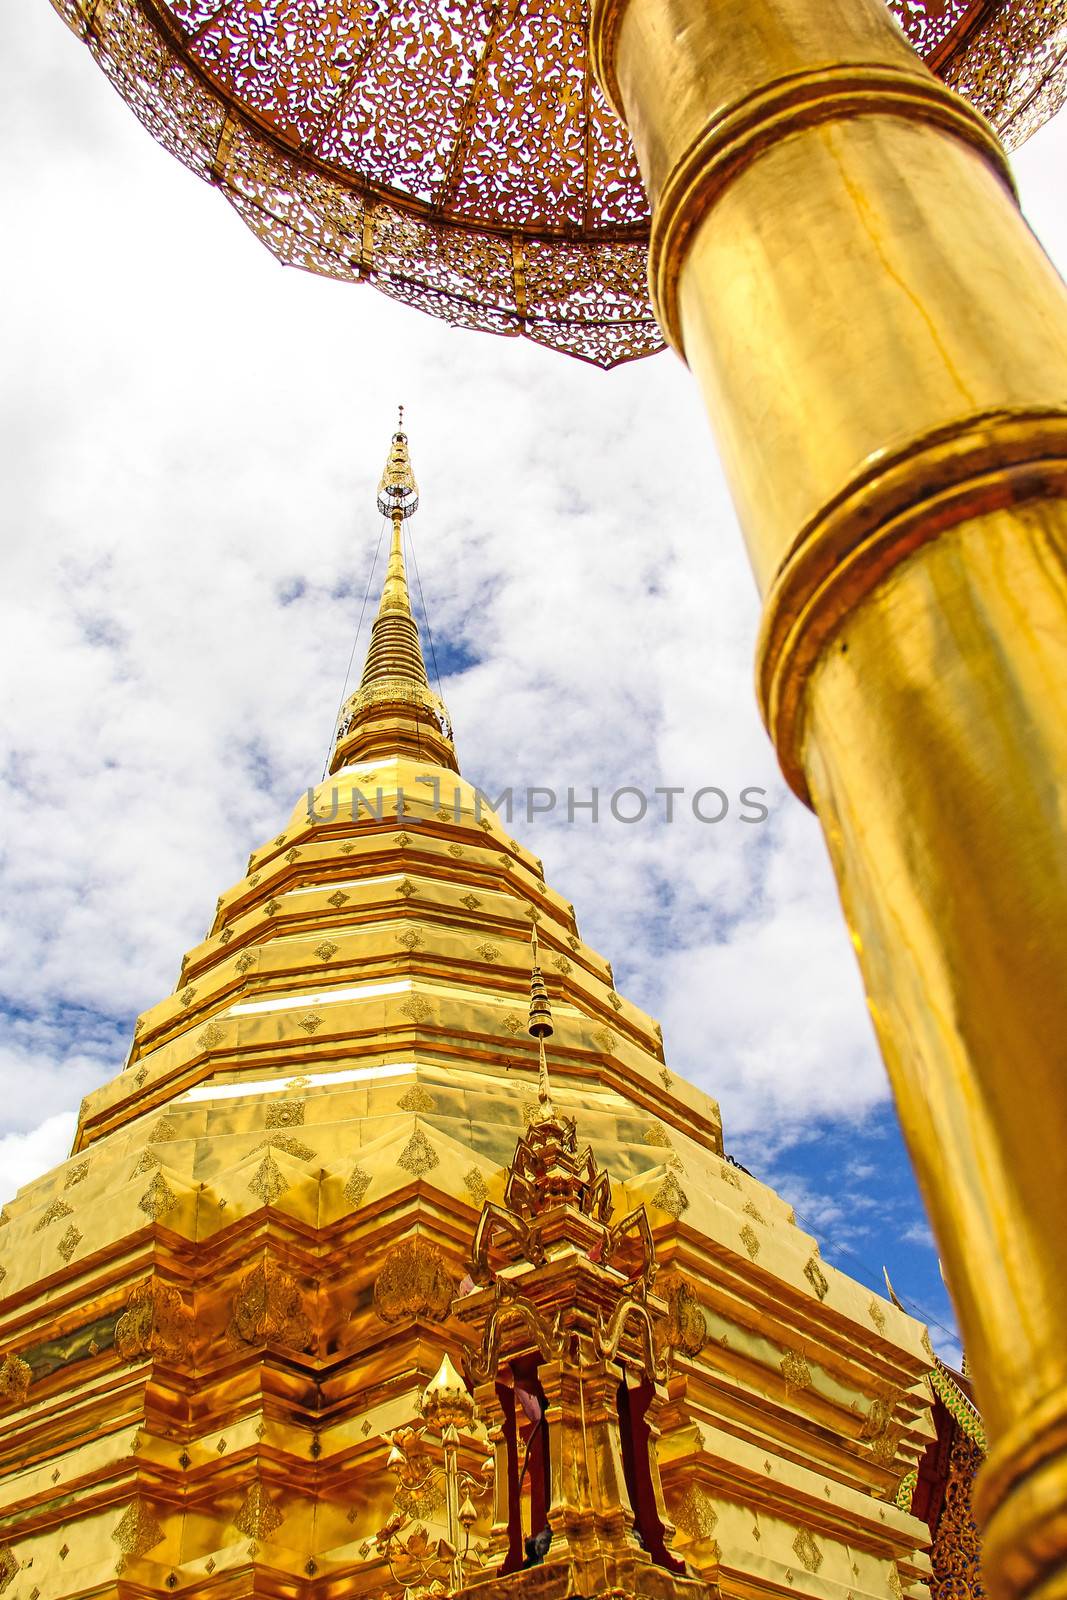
[529,925,555,1118]
[377,413,419,520]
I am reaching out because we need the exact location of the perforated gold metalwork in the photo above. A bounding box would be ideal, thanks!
[46,0,1061,366]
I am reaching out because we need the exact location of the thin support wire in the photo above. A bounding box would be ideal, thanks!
[407,524,444,698]
[788,1201,961,1350]
[321,516,388,780]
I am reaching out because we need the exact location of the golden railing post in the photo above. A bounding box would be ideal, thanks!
[588,1,1067,1597]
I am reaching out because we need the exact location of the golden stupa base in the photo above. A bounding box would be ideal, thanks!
[462,1550,711,1600]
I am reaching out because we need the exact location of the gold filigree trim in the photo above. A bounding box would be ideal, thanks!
[804,1256,829,1300]
[345,1166,372,1207]
[138,1174,180,1222]
[652,1173,689,1219]
[398,1128,439,1178]
[373,1238,455,1323]
[792,1528,823,1573]
[234,1482,284,1541]
[398,1084,435,1112]
[266,1100,305,1128]
[112,1500,165,1567]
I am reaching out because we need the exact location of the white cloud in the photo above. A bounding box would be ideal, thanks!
[0,1115,77,1204]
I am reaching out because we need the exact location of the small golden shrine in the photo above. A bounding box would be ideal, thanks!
[0,428,962,1598]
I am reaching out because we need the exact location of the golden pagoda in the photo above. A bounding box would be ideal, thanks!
[0,427,973,1599]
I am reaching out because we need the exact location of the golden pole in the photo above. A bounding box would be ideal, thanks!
[588,2,1067,1596]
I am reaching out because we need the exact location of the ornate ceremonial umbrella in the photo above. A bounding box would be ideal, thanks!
[48,0,1065,366]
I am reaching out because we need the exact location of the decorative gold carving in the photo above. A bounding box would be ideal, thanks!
[568,934,581,951]
[57,1225,82,1262]
[340,841,356,854]
[151,1115,178,1142]
[660,1273,707,1360]
[0,1354,31,1406]
[327,889,350,908]
[869,1298,888,1334]
[929,1425,984,1600]
[265,898,281,916]
[781,1350,813,1392]
[397,928,423,951]
[248,1154,287,1205]
[267,1101,305,1128]
[252,1134,315,1160]
[229,1259,312,1350]
[652,1173,689,1219]
[132,1148,162,1177]
[608,990,623,1011]
[460,893,481,910]
[673,1484,719,1540]
[234,1482,284,1541]
[644,1125,672,1148]
[552,955,572,975]
[249,873,261,886]
[297,1013,323,1034]
[740,1223,761,1259]
[284,847,300,863]
[314,939,339,961]
[275,836,286,847]
[398,1128,439,1177]
[743,1200,766,1224]
[197,1022,225,1050]
[592,1027,616,1052]
[138,1174,179,1222]
[33,1198,73,1232]
[345,1166,372,1207]
[398,1085,435,1112]
[476,941,500,962]
[397,879,417,898]
[792,1528,823,1573]
[501,1012,525,1034]
[373,1238,455,1323]
[448,843,464,858]
[659,1068,673,1089]
[235,951,256,975]
[65,1160,90,1189]
[805,1256,830,1300]
[0,1547,16,1592]
[400,995,433,1024]
[115,1278,193,1363]
[921,1328,935,1361]
[464,1167,489,1206]
[112,1500,165,1566]
[218,927,233,943]
[134,1066,149,1086]
[719,1162,742,1188]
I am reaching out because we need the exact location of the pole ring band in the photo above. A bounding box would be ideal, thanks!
[646,65,1013,355]
[755,409,1067,805]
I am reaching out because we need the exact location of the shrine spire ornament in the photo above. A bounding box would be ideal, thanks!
[528,925,556,1122]
[331,419,455,774]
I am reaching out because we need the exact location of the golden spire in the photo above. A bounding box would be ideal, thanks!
[330,415,457,773]
[528,924,556,1120]
[359,416,429,687]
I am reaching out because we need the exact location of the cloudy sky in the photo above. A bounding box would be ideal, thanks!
[3,0,1065,1360]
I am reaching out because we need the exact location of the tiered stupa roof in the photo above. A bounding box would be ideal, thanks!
[0,426,937,1600]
